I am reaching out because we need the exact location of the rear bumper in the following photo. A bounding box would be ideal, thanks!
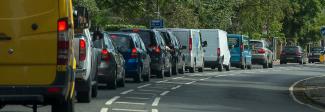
[125,59,139,76]
[281,56,302,63]
[204,58,222,67]
[252,55,267,64]
[97,63,115,83]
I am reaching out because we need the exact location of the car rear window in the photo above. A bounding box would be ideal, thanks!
[109,34,133,52]
[160,32,172,46]
[284,47,298,52]
[250,41,263,48]
[228,37,239,47]
[122,30,156,47]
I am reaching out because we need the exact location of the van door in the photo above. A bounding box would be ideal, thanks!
[0,0,59,85]
[202,30,218,62]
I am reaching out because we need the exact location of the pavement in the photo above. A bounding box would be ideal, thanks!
[1,64,325,112]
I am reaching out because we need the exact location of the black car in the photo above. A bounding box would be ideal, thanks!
[157,29,186,75]
[121,29,172,78]
[93,32,126,89]
[308,47,324,63]
[280,46,308,64]
[109,32,151,82]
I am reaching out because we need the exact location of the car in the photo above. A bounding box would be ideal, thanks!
[73,29,99,103]
[93,32,126,89]
[280,46,308,64]
[170,29,207,73]
[157,29,186,75]
[227,34,252,69]
[121,29,172,78]
[250,40,274,68]
[308,47,324,63]
[0,1,79,112]
[200,29,231,72]
[109,32,151,82]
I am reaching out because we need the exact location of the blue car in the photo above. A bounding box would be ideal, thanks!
[109,32,151,83]
[227,34,252,69]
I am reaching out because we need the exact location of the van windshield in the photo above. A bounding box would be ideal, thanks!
[228,37,239,47]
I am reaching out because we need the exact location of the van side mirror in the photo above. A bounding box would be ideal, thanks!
[202,41,208,47]
[74,7,90,29]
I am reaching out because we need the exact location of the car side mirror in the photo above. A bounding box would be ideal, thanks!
[202,41,208,47]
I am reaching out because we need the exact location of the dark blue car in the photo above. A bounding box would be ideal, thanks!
[227,34,252,69]
[109,32,151,83]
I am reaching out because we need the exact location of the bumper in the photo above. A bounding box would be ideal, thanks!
[252,55,267,65]
[281,56,301,63]
[125,59,139,76]
[97,62,115,83]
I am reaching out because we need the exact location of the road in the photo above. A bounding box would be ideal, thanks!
[1,64,325,112]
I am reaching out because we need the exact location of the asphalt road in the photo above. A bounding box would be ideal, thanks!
[1,64,325,112]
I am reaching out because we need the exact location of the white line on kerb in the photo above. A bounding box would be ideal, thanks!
[112,108,148,112]
[100,108,108,112]
[120,89,134,95]
[160,91,170,96]
[152,109,159,112]
[115,101,146,105]
[289,75,325,112]
[171,85,181,90]
[152,97,161,106]
[105,96,120,105]
[138,84,151,88]
[186,81,197,85]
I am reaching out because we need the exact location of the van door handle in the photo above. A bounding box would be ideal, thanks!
[0,34,11,41]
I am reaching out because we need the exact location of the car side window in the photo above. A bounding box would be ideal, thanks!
[139,37,147,52]
[104,34,115,52]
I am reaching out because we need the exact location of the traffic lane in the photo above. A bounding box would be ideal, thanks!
[158,64,324,112]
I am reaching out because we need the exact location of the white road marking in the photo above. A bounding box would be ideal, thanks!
[173,76,185,79]
[152,109,159,112]
[124,97,150,100]
[100,108,108,112]
[156,80,169,83]
[105,96,120,105]
[200,77,210,81]
[152,97,161,106]
[160,91,170,96]
[186,81,197,85]
[115,101,146,105]
[171,85,182,90]
[121,89,134,95]
[138,89,162,92]
[138,84,151,88]
[289,75,325,112]
[215,74,228,77]
[112,108,148,112]
[132,92,156,95]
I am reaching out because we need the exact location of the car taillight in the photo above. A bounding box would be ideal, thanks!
[57,18,69,65]
[240,44,244,51]
[151,46,161,54]
[79,39,86,61]
[130,48,138,58]
[189,37,192,51]
[296,51,301,56]
[258,48,266,54]
[102,49,110,62]
[217,48,220,56]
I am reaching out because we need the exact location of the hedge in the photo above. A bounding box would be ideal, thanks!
[104,24,147,31]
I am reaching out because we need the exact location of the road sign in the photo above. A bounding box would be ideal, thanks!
[150,19,164,29]
[321,26,325,36]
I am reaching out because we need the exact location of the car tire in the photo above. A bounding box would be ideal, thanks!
[52,97,74,112]
[134,67,143,83]
[189,67,195,73]
[0,104,5,110]
[117,69,126,87]
[108,69,118,89]
[198,67,204,72]
[218,64,223,72]
[172,61,178,75]
[165,62,173,77]
[226,64,231,71]
[268,62,273,68]
[76,79,91,103]
[247,65,252,69]
[143,68,150,82]
[178,63,185,74]
[241,61,246,70]
[91,83,98,98]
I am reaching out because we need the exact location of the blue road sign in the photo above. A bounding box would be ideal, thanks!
[321,26,325,36]
[150,19,164,29]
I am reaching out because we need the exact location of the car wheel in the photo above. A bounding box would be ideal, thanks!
[241,61,246,70]
[268,62,273,68]
[0,105,5,110]
[143,68,150,82]
[189,66,195,73]
[172,62,178,75]
[226,64,231,71]
[218,64,223,72]
[178,63,185,74]
[91,83,98,98]
[52,97,74,112]
[134,67,143,83]
[263,62,268,69]
[117,69,126,87]
[165,62,173,77]
[108,69,118,89]
[247,64,252,69]
[76,79,91,103]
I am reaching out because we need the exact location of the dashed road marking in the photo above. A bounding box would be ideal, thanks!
[171,85,182,90]
[100,108,108,112]
[152,97,161,106]
[106,96,120,105]
[124,97,151,100]
[132,92,156,95]
[200,77,210,81]
[186,81,197,85]
[112,108,148,112]
[173,76,185,79]
[138,84,151,88]
[160,91,170,96]
[156,80,169,83]
[115,101,146,105]
[152,109,159,112]
[121,89,134,95]
[138,89,162,92]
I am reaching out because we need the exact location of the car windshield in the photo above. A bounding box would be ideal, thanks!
[250,41,263,48]
[109,34,133,52]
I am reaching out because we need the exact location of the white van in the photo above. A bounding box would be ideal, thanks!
[200,29,231,71]
[169,29,206,73]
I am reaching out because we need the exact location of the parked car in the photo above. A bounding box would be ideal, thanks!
[308,47,324,63]
[93,32,126,89]
[0,1,79,111]
[73,28,99,103]
[170,29,207,73]
[200,29,231,72]
[157,29,186,75]
[227,34,252,69]
[121,29,172,78]
[109,32,151,82]
[280,46,308,64]
[250,40,273,68]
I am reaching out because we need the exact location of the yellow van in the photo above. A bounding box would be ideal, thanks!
[0,0,76,112]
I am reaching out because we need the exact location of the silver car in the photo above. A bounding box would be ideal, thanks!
[250,40,273,68]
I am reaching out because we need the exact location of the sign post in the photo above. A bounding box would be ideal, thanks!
[150,19,164,29]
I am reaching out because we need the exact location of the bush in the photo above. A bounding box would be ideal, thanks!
[104,24,147,31]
